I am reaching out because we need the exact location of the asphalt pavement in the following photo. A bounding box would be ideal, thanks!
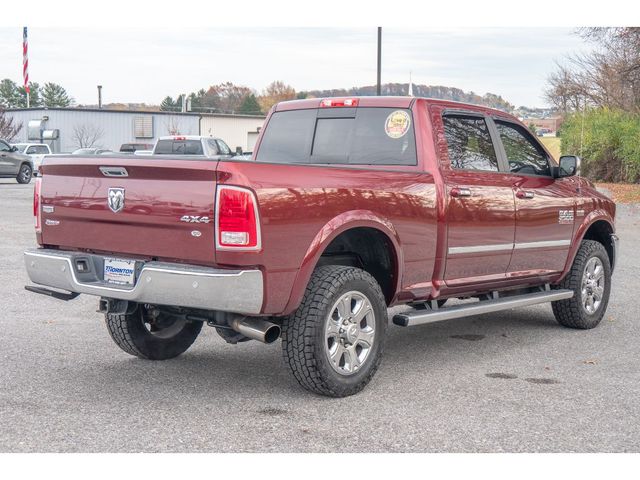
[1,178,639,452]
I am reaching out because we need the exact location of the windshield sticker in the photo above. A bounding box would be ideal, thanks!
[385,110,411,139]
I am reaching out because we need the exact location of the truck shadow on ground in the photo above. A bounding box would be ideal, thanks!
[75,307,569,401]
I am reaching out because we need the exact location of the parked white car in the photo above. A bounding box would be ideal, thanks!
[11,143,52,176]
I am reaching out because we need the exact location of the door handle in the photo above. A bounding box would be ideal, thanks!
[450,187,472,198]
[516,190,535,199]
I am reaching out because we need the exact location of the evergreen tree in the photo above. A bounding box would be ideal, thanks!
[42,82,72,107]
[18,82,42,107]
[160,96,177,111]
[0,79,21,108]
[238,94,262,114]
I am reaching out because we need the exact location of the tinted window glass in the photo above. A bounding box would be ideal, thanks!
[312,118,353,161]
[207,139,219,154]
[256,110,316,163]
[443,116,499,172]
[257,108,417,165]
[217,139,231,155]
[0,141,10,152]
[496,121,551,176]
[155,140,204,155]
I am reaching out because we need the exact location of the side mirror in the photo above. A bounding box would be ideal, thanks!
[235,146,243,156]
[10,146,18,152]
[557,155,581,178]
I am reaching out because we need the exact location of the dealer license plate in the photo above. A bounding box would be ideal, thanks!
[104,258,136,286]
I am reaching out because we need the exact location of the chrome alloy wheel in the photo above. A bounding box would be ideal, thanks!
[324,291,376,376]
[582,257,605,315]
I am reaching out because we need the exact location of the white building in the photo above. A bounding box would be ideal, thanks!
[6,107,265,153]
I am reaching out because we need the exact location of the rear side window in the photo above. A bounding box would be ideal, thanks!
[256,108,417,166]
[443,115,499,172]
[155,140,204,155]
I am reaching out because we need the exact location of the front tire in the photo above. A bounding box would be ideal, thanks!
[17,164,32,184]
[105,304,203,360]
[281,266,388,397]
[552,240,612,329]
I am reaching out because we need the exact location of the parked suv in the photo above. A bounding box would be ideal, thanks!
[0,139,33,183]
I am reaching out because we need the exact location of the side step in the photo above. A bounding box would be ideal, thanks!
[393,289,574,327]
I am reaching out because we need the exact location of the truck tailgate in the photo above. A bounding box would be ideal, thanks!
[40,156,218,265]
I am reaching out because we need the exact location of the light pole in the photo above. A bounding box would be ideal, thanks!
[377,27,382,96]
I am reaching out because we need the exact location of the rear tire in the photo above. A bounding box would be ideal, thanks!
[281,265,388,397]
[17,164,32,184]
[552,240,611,329]
[105,304,203,360]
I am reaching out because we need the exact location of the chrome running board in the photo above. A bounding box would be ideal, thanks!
[393,289,574,327]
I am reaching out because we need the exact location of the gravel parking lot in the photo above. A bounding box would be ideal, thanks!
[1,178,639,452]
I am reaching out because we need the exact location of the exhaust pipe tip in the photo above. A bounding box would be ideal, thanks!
[230,316,281,344]
[263,324,281,344]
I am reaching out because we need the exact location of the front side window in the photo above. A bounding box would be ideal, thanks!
[495,121,551,176]
[0,141,11,152]
[443,115,499,172]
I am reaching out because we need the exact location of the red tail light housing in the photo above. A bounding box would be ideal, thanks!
[215,185,261,251]
[320,98,359,108]
[33,177,42,233]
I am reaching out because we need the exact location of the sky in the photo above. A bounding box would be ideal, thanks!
[0,27,590,108]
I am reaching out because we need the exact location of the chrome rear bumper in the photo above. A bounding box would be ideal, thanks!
[24,248,264,314]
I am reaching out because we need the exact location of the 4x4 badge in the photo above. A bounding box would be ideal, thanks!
[108,188,125,213]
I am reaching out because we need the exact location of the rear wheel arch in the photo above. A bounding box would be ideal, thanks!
[283,213,403,314]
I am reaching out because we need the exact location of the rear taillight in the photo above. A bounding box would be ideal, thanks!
[215,186,261,250]
[320,98,359,108]
[33,177,42,233]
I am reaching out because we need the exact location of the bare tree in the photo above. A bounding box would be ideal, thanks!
[545,28,640,113]
[164,116,182,136]
[0,108,23,141]
[72,123,104,149]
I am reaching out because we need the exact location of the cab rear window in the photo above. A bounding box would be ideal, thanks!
[155,139,204,155]
[256,107,417,166]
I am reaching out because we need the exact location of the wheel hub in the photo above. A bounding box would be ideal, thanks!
[324,291,376,376]
[581,257,605,315]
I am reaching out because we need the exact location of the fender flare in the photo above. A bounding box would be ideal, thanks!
[560,210,615,280]
[282,210,403,315]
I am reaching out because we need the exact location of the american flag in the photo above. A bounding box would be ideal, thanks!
[23,27,29,94]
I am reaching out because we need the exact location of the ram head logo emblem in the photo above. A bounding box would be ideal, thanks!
[108,188,125,213]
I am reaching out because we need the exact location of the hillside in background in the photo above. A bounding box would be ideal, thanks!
[305,83,514,112]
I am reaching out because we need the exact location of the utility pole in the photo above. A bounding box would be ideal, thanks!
[376,27,382,96]
[97,85,103,109]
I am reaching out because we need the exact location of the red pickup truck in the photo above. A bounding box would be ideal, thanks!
[25,96,617,397]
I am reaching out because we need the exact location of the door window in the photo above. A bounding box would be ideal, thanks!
[216,139,231,155]
[0,141,10,152]
[443,115,499,172]
[495,121,552,176]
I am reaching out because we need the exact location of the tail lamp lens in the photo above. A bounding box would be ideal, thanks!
[216,186,261,250]
[34,178,42,232]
